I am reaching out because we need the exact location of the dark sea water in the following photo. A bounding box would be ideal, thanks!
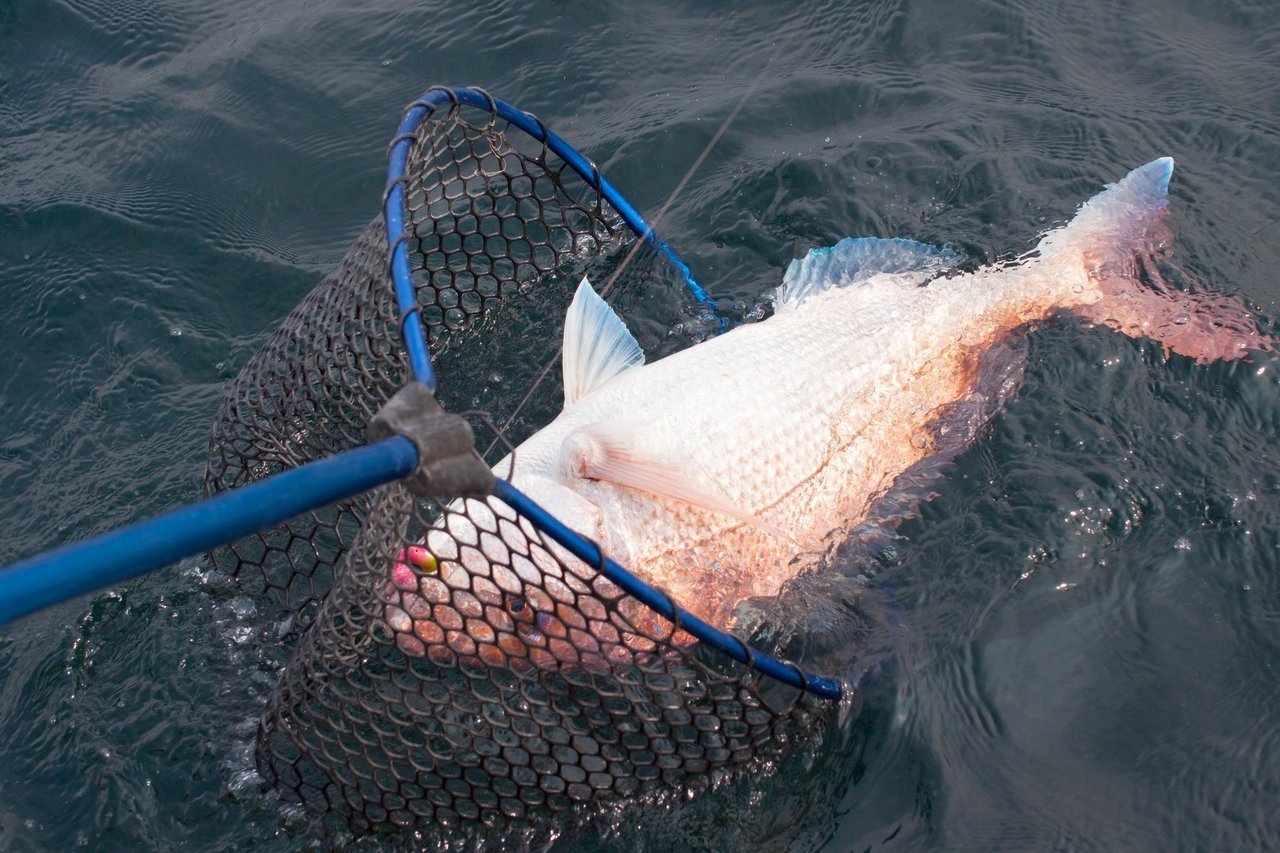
[3,0,1280,849]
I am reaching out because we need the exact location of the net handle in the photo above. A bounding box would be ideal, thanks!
[0,437,420,627]
[382,84,709,390]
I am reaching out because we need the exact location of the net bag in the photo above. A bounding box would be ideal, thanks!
[205,86,844,838]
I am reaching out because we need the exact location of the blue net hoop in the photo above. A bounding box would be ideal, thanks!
[1,84,865,839]
[382,86,840,701]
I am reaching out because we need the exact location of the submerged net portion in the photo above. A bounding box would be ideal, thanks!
[205,89,827,838]
[262,484,819,834]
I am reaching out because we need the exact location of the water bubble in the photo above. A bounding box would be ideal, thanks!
[230,716,258,738]
[1173,313,1190,325]
[170,327,182,336]
[228,596,255,620]
[1173,537,1192,551]
[227,768,263,797]
[280,804,309,831]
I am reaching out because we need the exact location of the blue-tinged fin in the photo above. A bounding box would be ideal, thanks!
[774,237,961,310]
[562,277,645,407]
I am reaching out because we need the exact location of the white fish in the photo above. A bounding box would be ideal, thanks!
[386,159,1266,661]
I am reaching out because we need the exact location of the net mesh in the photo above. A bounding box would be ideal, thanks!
[205,93,828,838]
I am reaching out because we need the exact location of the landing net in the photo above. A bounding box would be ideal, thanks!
[204,86,842,837]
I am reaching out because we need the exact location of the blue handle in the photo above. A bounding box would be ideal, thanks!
[0,86,845,706]
[0,436,419,628]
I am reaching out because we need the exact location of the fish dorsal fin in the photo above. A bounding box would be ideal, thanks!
[774,237,961,310]
[563,421,790,540]
[562,277,645,407]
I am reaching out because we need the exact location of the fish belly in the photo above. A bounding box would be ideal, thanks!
[541,262,1080,628]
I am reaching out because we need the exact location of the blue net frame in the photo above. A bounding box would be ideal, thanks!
[383,86,841,701]
[0,84,859,838]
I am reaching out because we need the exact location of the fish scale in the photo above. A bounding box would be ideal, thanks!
[423,157,1265,635]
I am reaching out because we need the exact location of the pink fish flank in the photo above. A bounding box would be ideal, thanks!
[384,158,1268,665]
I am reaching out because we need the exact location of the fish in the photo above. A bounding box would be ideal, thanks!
[383,158,1268,665]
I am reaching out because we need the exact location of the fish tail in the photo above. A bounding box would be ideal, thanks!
[1047,158,1269,363]
[1038,157,1175,266]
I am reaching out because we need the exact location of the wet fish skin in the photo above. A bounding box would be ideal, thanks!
[391,158,1266,658]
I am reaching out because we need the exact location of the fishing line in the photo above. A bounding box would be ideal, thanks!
[488,56,778,458]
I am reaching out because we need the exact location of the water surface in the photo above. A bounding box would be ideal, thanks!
[2,0,1279,848]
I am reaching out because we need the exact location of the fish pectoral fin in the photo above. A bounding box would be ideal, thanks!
[775,237,961,309]
[565,423,791,541]
[561,277,645,407]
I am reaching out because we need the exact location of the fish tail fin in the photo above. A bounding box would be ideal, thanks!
[1046,158,1269,363]
[1037,157,1175,268]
